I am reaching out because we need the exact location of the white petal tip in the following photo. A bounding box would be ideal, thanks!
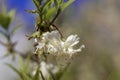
[81,45,85,49]
[34,38,38,43]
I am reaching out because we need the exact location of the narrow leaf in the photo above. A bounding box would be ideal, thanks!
[0,51,10,59]
[40,71,45,80]
[33,67,40,80]
[0,29,7,39]
[31,31,40,38]
[61,0,75,11]
[46,7,57,20]
[42,0,52,14]
[10,24,22,36]
[24,54,31,73]
[8,10,15,21]
[0,14,11,29]
[19,57,25,72]
[5,63,23,79]
[22,72,32,80]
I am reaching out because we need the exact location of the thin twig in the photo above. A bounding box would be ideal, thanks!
[24,10,38,13]
[51,24,63,38]
[41,0,51,12]
[50,8,61,24]
[33,0,42,23]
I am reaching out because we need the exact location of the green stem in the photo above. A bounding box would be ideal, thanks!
[58,63,70,80]
[33,0,42,24]
[50,8,61,24]
[49,70,56,80]
[51,24,63,38]
[40,71,46,80]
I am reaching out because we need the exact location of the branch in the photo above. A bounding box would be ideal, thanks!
[51,24,63,38]
[50,8,61,24]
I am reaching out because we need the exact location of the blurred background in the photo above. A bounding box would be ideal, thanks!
[1,0,120,80]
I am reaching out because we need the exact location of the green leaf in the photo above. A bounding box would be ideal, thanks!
[61,0,75,11]
[31,31,40,37]
[33,0,41,9]
[37,0,42,3]
[19,57,25,71]
[22,72,32,80]
[0,29,7,38]
[0,14,11,29]
[0,6,15,30]
[33,67,40,80]
[8,10,15,21]
[42,1,55,15]
[56,0,63,7]
[0,51,10,59]
[10,24,22,36]
[24,55,31,73]
[19,55,31,76]
[40,71,45,80]
[5,63,23,79]
[42,0,52,14]
[46,7,57,20]
[6,63,32,80]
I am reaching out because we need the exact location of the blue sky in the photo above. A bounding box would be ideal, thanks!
[6,0,87,12]
[5,0,88,27]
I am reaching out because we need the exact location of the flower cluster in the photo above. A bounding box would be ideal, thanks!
[34,30,85,57]
[33,30,85,79]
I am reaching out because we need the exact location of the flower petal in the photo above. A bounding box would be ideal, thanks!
[64,35,80,48]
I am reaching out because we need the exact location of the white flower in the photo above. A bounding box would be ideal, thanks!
[33,30,85,70]
[34,38,38,43]
[43,30,85,57]
[63,35,85,57]
[40,61,59,78]
[34,43,45,54]
[43,31,62,52]
[34,38,45,53]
